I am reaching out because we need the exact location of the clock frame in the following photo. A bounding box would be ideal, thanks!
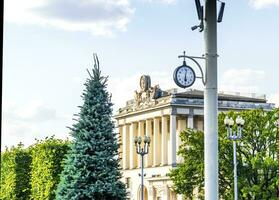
[173,64,196,88]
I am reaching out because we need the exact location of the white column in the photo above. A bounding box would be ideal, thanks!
[129,122,135,169]
[119,126,123,169]
[148,186,154,200]
[187,114,194,129]
[161,116,168,166]
[170,114,177,167]
[162,185,169,200]
[122,124,127,169]
[177,119,186,164]
[145,119,152,167]
[153,117,160,166]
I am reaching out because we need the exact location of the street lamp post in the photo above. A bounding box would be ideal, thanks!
[224,116,245,200]
[203,2,219,199]
[134,135,151,200]
[175,1,226,197]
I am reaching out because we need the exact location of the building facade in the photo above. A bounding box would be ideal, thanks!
[114,75,274,200]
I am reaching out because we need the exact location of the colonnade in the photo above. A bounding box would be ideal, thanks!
[119,114,199,169]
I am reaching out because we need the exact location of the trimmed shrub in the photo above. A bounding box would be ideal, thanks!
[0,143,32,200]
[30,136,69,200]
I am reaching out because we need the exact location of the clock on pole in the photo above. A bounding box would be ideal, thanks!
[173,51,205,88]
[173,51,196,88]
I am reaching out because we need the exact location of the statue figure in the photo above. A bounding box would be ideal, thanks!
[140,75,151,92]
[151,84,161,99]
[134,75,162,110]
[134,90,141,107]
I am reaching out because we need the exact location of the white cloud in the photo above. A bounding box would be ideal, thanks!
[143,0,177,4]
[12,101,57,122]
[249,0,279,9]
[2,99,70,150]
[4,0,134,36]
[219,68,266,93]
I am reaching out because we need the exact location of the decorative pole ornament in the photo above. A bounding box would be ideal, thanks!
[224,115,245,200]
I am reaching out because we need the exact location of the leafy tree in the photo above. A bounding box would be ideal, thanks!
[0,143,32,200]
[56,54,126,200]
[30,136,69,200]
[170,109,279,199]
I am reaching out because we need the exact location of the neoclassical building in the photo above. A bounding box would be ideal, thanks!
[115,75,274,200]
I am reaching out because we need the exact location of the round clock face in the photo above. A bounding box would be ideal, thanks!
[173,65,196,88]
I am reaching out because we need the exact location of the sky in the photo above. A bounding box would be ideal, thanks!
[2,0,279,149]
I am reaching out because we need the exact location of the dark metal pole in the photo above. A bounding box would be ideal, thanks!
[141,152,144,200]
[225,116,244,200]
[233,140,238,200]
[134,136,150,200]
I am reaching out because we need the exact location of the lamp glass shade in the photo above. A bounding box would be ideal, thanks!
[240,118,245,126]
[235,116,241,125]
[224,116,230,125]
[133,136,138,144]
[147,136,151,144]
[138,136,142,144]
[229,117,234,126]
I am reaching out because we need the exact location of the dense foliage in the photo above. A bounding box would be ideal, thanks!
[0,143,32,200]
[29,136,70,200]
[170,109,279,199]
[56,54,126,200]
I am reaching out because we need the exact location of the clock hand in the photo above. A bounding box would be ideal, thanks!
[184,69,187,82]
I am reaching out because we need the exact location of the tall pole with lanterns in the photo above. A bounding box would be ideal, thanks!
[224,116,245,200]
[133,135,151,200]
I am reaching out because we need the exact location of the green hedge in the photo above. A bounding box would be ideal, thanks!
[30,136,70,200]
[0,143,32,200]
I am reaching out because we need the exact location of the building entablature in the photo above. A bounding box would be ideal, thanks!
[116,96,274,122]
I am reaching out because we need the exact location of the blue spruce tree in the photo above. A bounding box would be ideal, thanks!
[56,54,126,200]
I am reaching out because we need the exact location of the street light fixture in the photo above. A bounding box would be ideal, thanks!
[224,115,245,200]
[134,135,151,200]
[217,0,226,23]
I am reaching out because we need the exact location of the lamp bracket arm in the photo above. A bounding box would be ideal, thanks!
[184,55,206,85]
